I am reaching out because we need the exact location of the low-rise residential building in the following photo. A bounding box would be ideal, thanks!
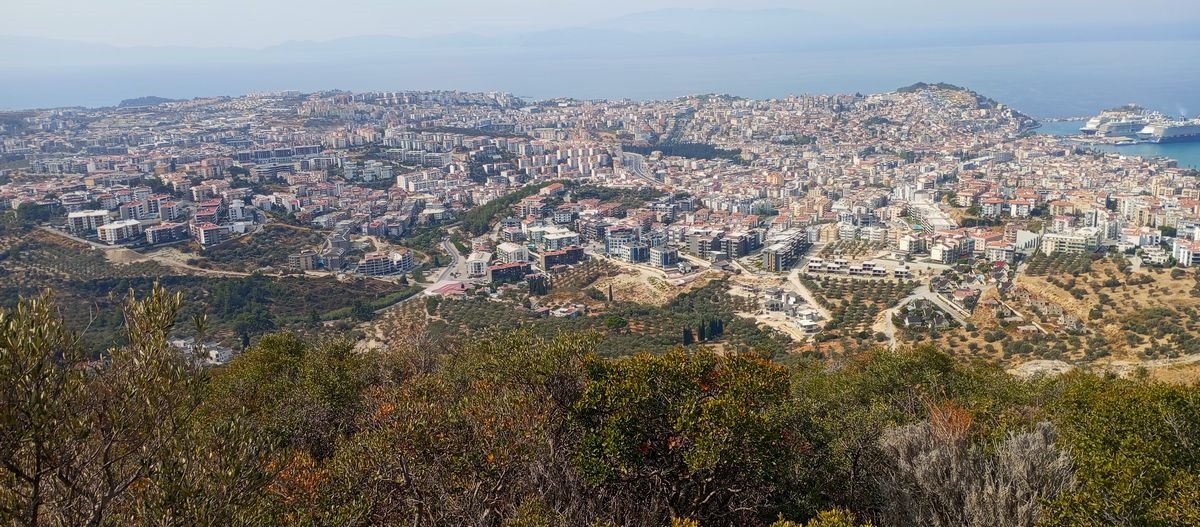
[159,201,183,220]
[289,249,319,271]
[488,261,531,284]
[118,201,146,220]
[467,252,493,277]
[356,250,414,276]
[496,242,528,264]
[1143,246,1170,266]
[538,246,584,269]
[97,219,143,244]
[649,247,679,269]
[1122,226,1161,247]
[66,210,111,234]
[144,222,189,245]
[761,228,810,272]
[985,242,1016,264]
[1173,239,1200,267]
[618,242,649,263]
[389,249,414,274]
[194,207,221,225]
[191,222,225,246]
[1041,228,1099,254]
[357,252,393,276]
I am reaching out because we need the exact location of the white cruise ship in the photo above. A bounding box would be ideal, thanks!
[1137,120,1200,143]
[1080,105,1149,137]
[1080,105,1200,143]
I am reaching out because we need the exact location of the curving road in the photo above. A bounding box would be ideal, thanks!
[786,268,833,322]
[413,228,474,298]
[872,284,972,350]
[912,285,970,326]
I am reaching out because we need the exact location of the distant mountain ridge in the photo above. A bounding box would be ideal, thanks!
[2,8,1198,112]
[2,8,1198,70]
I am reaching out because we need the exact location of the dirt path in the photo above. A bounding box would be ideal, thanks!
[130,247,252,277]
[38,226,251,277]
[743,310,812,342]
[872,302,905,350]
[786,269,832,321]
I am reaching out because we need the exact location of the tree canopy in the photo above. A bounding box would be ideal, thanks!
[2,288,1200,526]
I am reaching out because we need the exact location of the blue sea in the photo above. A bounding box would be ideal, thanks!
[2,39,1198,119]
[1037,119,1200,169]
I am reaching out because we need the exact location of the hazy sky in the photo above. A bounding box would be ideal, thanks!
[6,0,1198,48]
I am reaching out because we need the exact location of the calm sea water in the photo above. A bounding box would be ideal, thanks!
[3,40,1198,118]
[1035,120,1089,136]
[1038,119,1200,169]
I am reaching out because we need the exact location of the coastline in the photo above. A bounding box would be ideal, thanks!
[1037,119,1200,169]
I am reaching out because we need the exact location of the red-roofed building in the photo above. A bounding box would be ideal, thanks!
[429,282,471,298]
[194,207,220,224]
[191,222,225,246]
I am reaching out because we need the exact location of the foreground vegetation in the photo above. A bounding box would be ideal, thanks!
[3,286,1200,526]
